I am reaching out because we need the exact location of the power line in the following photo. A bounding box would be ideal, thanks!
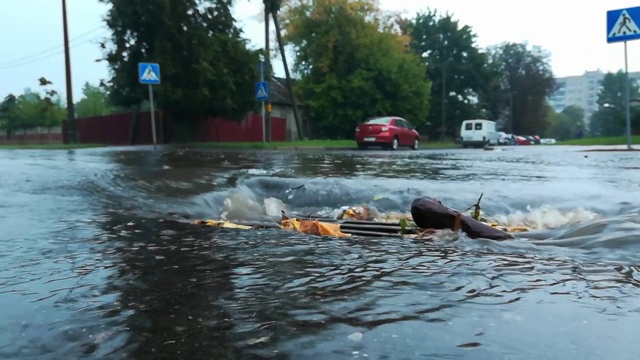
[0,26,107,68]
[0,30,108,70]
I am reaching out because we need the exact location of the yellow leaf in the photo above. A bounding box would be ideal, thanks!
[196,220,252,230]
[281,218,350,237]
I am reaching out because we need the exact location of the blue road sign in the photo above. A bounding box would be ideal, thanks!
[607,7,640,43]
[138,62,161,85]
[255,81,269,101]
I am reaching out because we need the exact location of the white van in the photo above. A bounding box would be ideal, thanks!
[459,119,500,148]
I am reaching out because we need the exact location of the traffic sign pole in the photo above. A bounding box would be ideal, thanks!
[148,84,157,148]
[260,61,266,143]
[255,71,270,143]
[138,62,161,149]
[607,7,640,150]
[624,41,632,150]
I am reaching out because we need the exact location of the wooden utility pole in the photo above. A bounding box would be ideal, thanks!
[272,12,304,140]
[62,0,77,143]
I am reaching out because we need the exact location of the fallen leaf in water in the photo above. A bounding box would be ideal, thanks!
[195,220,252,229]
[281,218,350,237]
[457,342,481,348]
[339,206,370,221]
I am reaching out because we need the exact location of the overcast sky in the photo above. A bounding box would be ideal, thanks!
[1,0,640,101]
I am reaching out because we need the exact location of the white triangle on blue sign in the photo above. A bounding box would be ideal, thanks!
[141,66,159,81]
[257,84,267,98]
[609,10,640,37]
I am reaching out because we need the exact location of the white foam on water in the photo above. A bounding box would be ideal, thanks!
[491,205,600,230]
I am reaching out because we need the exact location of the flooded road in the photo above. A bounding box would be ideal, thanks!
[1,145,640,360]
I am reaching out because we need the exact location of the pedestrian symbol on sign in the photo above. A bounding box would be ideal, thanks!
[609,9,640,38]
[141,66,159,82]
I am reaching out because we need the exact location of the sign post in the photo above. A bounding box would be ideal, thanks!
[138,62,161,148]
[259,61,266,143]
[255,71,270,143]
[607,7,640,150]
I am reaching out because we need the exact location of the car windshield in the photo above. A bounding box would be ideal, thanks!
[365,117,391,125]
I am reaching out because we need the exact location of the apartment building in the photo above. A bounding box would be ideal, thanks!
[548,70,640,129]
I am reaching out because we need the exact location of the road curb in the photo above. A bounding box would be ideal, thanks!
[274,146,327,151]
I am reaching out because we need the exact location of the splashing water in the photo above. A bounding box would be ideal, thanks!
[217,189,600,232]
[491,204,600,230]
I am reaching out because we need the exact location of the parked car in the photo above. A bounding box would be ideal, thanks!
[459,119,500,148]
[523,135,541,144]
[498,132,516,145]
[514,135,533,145]
[355,116,420,150]
[540,138,556,144]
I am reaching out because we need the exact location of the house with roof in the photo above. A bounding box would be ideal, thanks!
[267,76,307,140]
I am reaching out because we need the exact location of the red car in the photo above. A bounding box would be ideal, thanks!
[514,135,532,145]
[355,116,420,150]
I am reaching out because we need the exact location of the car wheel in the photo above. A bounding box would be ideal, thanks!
[411,138,419,150]
[388,137,398,151]
[357,142,367,150]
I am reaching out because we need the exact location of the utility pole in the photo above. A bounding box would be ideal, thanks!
[272,12,304,140]
[62,0,76,143]
[263,0,272,142]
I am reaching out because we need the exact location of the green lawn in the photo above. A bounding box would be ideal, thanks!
[0,143,105,150]
[556,136,640,146]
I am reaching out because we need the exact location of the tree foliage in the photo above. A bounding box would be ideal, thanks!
[281,0,431,139]
[406,9,490,138]
[0,79,66,135]
[545,105,585,141]
[590,71,640,136]
[98,0,260,136]
[75,82,116,118]
[480,43,556,135]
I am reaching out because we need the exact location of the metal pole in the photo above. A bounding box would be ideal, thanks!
[264,2,271,142]
[624,40,632,150]
[61,0,76,143]
[148,84,157,148]
[260,60,266,143]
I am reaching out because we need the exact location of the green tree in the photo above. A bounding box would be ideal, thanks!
[545,105,585,141]
[561,105,585,126]
[406,9,492,139]
[0,94,19,136]
[481,42,556,135]
[99,0,260,139]
[590,71,640,136]
[15,89,44,130]
[0,78,65,133]
[75,82,113,118]
[281,0,431,139]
